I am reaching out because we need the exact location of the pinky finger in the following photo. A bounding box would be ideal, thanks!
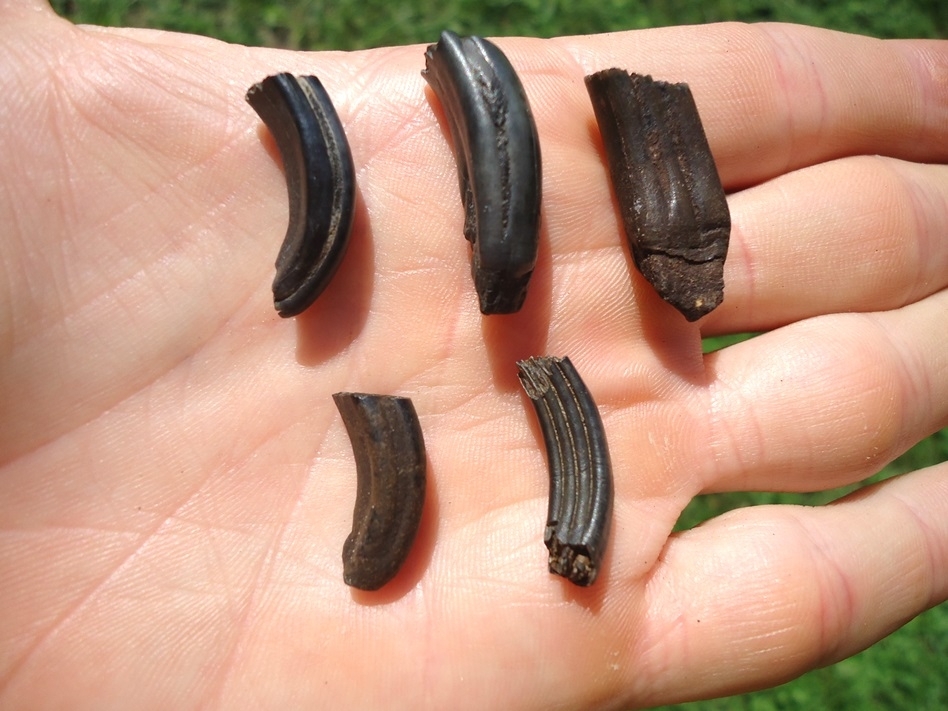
[630,462,948,706]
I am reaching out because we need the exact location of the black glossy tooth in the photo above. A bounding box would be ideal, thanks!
[333,392,426,591]
[585,69,730,321]
[517,356,613,586]
[246,74,355,318]
[423,30,542,315]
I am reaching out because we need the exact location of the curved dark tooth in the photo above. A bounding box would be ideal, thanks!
[246,74,355,318]
[517,356,613,586]
[585,69,730,321]
[423,30,542,315]
[332,392,426,591]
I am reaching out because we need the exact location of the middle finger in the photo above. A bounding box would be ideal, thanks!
[707,157,948,333]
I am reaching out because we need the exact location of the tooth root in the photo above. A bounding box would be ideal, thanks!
[517,356,613,586]
[332,393,427,591]
[246,74,356,318]
[585,69,730,321]
[423,30,542,315]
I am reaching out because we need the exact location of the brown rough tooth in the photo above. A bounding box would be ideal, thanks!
[585,69,730,321]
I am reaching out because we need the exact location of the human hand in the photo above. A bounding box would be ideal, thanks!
[1,1,946,708]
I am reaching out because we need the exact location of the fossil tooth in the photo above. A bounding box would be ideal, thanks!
[585,69,730,321]
[517,356,613,586]
[246,74,356,318]
[423,30,542,315]
[333,392,426,591]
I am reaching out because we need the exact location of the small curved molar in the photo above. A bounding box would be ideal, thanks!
[585,69,730,321]
[246,74,356,318]
[517,356,613,586]
[423,30,542,315]
[333,392,427,591]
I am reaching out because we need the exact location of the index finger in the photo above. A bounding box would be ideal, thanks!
[549,23,948,189]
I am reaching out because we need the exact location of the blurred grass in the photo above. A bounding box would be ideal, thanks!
[52,0,946,49]
[49,1,948,709]
[675,419,948,531]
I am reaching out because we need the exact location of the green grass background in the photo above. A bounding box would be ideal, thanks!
[50,1,947,708]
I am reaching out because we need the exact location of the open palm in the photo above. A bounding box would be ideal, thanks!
[2,2,947,708]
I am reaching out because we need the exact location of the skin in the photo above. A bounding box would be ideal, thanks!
[1,1,946,708]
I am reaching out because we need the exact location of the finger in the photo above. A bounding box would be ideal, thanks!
[629,461,948,707]
[554,24,948,188]
[696,287,948,493]
[706,157,948,333]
